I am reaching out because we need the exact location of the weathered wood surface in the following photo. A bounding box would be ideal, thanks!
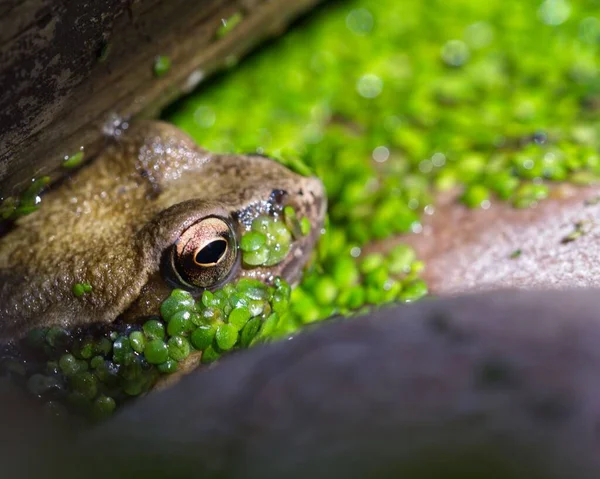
[0,0,324,196]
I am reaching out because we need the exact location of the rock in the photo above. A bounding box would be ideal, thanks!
[55,289,600,479]
[396,186,600,294]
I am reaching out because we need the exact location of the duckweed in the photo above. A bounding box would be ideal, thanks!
[167,0,600,227]
[129,331,146,354]
[161,0,600,330]
[240,214,297,267]
[72,283,92,298]
[63,151,85,169]
[144,339,169,364]
[5,275,294,418]
[143,319,166,340]
[510,249,522,259]
[92,395,116,419]
[0,176,51,220]
[153,55,171,77]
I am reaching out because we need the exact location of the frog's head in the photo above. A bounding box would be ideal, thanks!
[0,121,326,339]
[125,131,327,319]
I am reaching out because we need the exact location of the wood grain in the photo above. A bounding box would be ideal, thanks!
[0,0,324,195]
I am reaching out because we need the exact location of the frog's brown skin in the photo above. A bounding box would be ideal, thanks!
[0,121,326,341]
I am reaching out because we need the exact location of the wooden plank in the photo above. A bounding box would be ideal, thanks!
[0,0,324,194]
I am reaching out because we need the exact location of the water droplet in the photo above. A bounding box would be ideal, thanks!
[372,146,390,163]
[419,159,433,173]
[538,0,571,26]
[464,22,494,49]
[523,159,534,170]
[346,8,374,35]
[183,69,205,93]
[533,131,548,144]
[350,246,362,258]
[103,113,129,138]
[356,74,383,98]
[194,106,216,128]
[431,152,446,167]
[441,40,470,67]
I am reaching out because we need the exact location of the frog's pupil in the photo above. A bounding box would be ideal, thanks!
[194,239,227,266]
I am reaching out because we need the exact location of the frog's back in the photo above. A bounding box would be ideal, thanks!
[0,122,213,339]
[0,121,326,341]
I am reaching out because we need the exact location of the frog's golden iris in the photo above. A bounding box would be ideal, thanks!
[0,121,326,341]
[168,217,237,290]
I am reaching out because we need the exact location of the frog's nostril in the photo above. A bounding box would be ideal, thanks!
[269,189,288,205]
[307,177,326,207]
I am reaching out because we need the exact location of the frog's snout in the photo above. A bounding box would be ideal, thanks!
[299,175,327,232]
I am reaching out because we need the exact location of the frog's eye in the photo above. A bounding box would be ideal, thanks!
[169,217,238,289]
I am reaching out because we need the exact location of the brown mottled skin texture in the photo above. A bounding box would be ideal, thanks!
[0,121,326,341]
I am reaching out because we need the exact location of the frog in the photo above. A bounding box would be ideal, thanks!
[0,121,326,343]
